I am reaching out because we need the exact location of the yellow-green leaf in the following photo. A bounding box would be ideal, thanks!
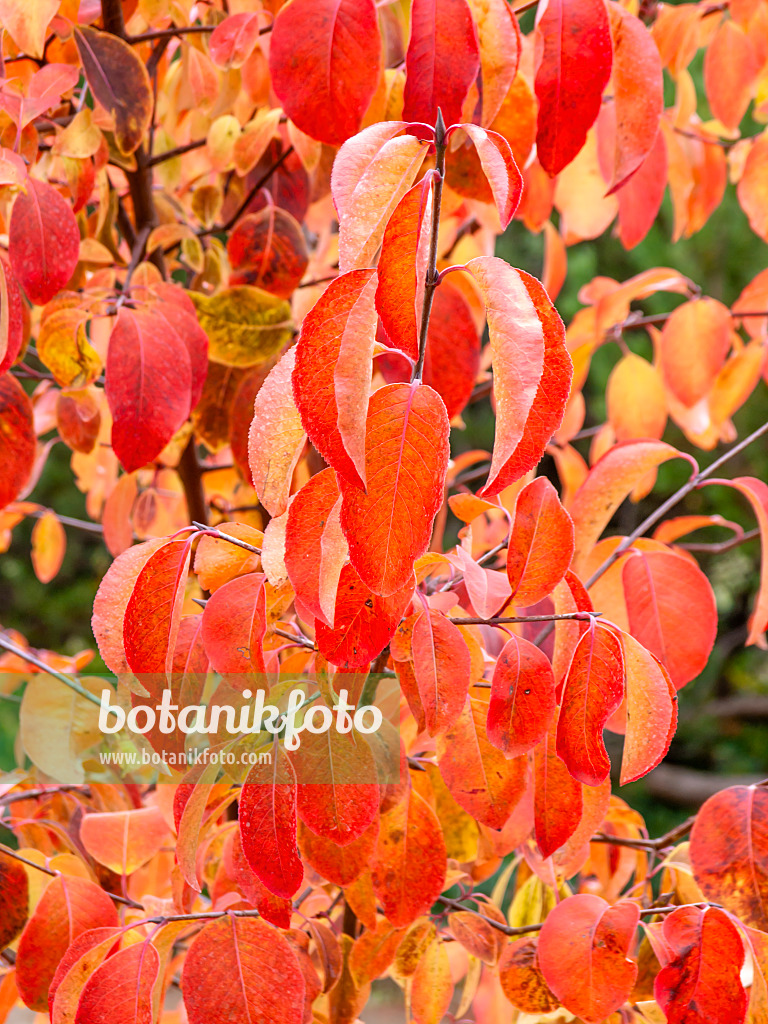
[189,285,293,367]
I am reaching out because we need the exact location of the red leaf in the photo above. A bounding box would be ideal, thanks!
[453,124,522,227]
[145,284,209,411]
[466,0,521,126]
[437,697,527,829]
[226,830,293,929]
[690,784,768,931]
[654,906,747,1024]
[488,635,556,757]
[622,550,717,688]
[616,129,667,249]
[105,306,193,472]
[0,849,28,950]
[378,282,482,421]
[534,717,583,858]
[298,818,379,887]
[123,538,192,676]
[721,477,768,645]
[201,572,268,683]
[0,256,25,376]
[209,11,262,69]
[183,915,305,1024]
[411,608,471,736]
[75,940,160,1024]
[375,179,432,362]
[239,746,304,899]
[465,258,571,496]
[9,178,79,305]
[557,621,624,786]
[402,0,480,127]
[534,0,613,177]
[0,373,35,511]
[617,630,677,785]
[248,347,307,518]
[607,4,664,191]
[285,468,347,627]
[293,269,377,488]
[269,0,381,147]
[371,788,447,927]
[538,895,639,1024]
[293,728,380,846]
[506,477,574,605]
[227,206,309,299]
[15,876,118,1011]
[315,563,413,670]
[339,382,450,597]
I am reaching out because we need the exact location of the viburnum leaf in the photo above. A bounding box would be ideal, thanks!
[0,848,28,950]
[74,26,153,155]
[189,286,293,367]
[704,17,760,132]
[0,373,35,511]
[15,876,118,1011]
[292,727,380,846]
[569,440,685,573]
[334,131,428,274]
[411,938,453,1024]
[622,549,717,688]
[557,621,624,786]
[0,255,25,376]
[315,563,413,670]
[452,124,522,228]
[720,477,768,645]
[616,630,678,785]
[538,895,639,1024]
[606,352,667,441]
[466,0,521,127]
[9,178,79,306]
[182,915,306,1024]
[248,347,307,517]
[201,572,268,683]
[499,936,559,1014]
[534,715,584,858]
[123,537,192,676]
[285,468,348,627]
[659,297,732,408]
[269,0,381,147]
[375,179,432,362]
[487,634,556,757]
[74,939,161,1024]
[0,0,59,58]
[293,269,377,487]
[607,4,664,192]
[239,745,304,899]
[437,697,527,829]
[105,306,193,473]
[80,806,170,875]
[534,0,613,177]
[506,476,574,605]
[30,510,66,584]
[616,130,668,249]
[690,785,768,931]
[143,284,209,411]
[411,608,471,735]
[447,546,511,619]
[402,0,480,127]
[465,258,571,496]
[48,927,121,1024]
[208,11,263,69]
[227,206,309,300]
[654,906,747,1024]
[371,787,447,928]
[339,382,450,597]
[298,818,379,887]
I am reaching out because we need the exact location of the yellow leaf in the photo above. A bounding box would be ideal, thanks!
[189,285,293,366]
[19,674,104,783]
[0,0,59,58]
[31,510,66,583]
[37,308,101,388]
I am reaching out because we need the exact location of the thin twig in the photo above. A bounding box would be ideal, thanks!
[0,785,90,807]
[592,816,696,852]
[203,146,295,237]
[273,627,315,650]
[146,138,207,167]
[413,112,445,382]
[0,633,102,708]
[681,527,760,554]
[0,844,142,907]
[448,611,599,626]
[128,24,215,43]
[191,522,261,554]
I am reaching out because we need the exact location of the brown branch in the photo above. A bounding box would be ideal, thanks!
[592,816,696,852]
[146,138,207,167]
[128,24,215,43]
[448,611,599,626]
[0,785,90,807]
[273,627,315,650]
[190,522,261,554]
[413,111,445,382]
[178,439,209,527]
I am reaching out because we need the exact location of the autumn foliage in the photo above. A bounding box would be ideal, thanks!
[2,0,768,1022]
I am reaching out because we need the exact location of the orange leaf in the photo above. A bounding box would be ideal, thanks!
[298,818,378,887]
[690,784,768,931]
[659,297,732,408]
[269,0,381,147]
[617,630,677,785]
[30,510,66,583]
[75,939,161,1024]
[293,270,378,488]
[534,715,583,858]
[607,4,664,191]
[488,635,556,757]
[80,806,170,875]
[123,538,192,676]
[0,361,35,512]
[201,572,268,683]
[466,0,521,127]
[371,788,446,928]
[499,936,559,1014]
[737,130,768,243]
[411,608,471,735]
[182,915,306,1024]
[534,0,613,177]
[538,894,639,1023]
[557,621,624,786]
[507,476,574,605]
[453,124,522,227]
[248,347,306,517]
[607,353,667,442]
[466,258,571,496]
[0,848,28,950]
[228,206,309,299]
[616,129,668,249]
[622,549,717,687]
[704,18,760,132]
[411,939,453,1024]
[437,697,527,829]
[654,906,747,1024]
[339,382,449,597]
[722,477,768,645]
[15,876,118,1011]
